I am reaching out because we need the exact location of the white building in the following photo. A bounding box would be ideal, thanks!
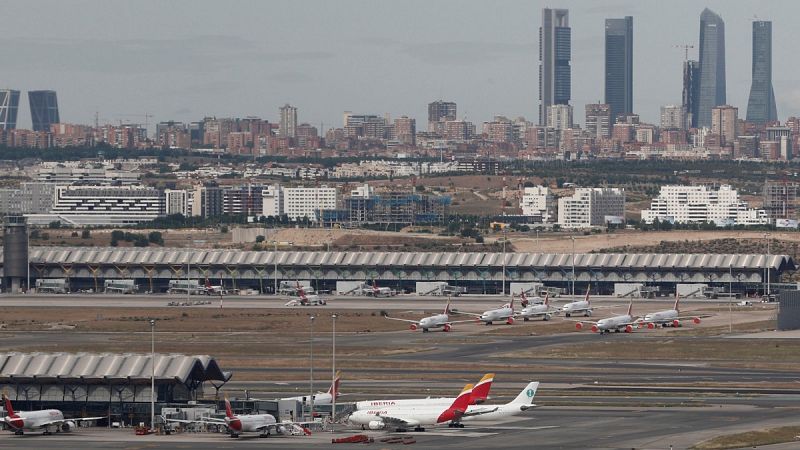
[27,185,164,226]
[283,186,337,221]
[261,184,284,217]
[36,166,141,185]
[164,189,189,216]
[520,186,555,222]
[641,185,770,226]
[557,188,625,229]
[261,185,338,222]
[546,104,573,130]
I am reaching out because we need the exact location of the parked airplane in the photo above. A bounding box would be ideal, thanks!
[559,287,594,317]
[2,394,103,436]
[167,397,309,438]
[348,383,487,432]
[454,297,515,325]
[638,293,706,328]
[458,381,539,425]
[284,283,327,306]
[204,278,226,296]
[384,300,473,332]
[574,301,638,334]
[280,372,340,406]
[517,293,558,321]
[518,291,544,307]
[355,373,494,411]
[364,280,393,297]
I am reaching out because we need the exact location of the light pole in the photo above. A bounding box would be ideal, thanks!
[309,315,315,420]
[501,229,507,296]
[331,313,337,424]
[273,241,279,295]
[766,233,771,297]
[728,264,733,333]
[571,235,576,299]
[150,319,155,429]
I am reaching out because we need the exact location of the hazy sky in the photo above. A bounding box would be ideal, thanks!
[4,0,799,130]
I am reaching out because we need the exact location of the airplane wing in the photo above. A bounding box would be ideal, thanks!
[284,300,300,306]
[34,416,105,428]
[383,316,419,324]
[448,309,482,317]
[375,414,419,428]
[446,319,481,324]
[563,318,599,325]
[165,417,227,425]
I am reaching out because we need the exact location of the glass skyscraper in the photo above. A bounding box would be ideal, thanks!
[696,8,726,128]
[28,90,60,132]
[539,8,571,126]
[746,21,777,124]
[0,89,20,130]
[604,16,633,122]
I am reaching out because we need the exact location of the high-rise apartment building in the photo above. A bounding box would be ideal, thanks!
[641,185,769,226]
[164,189,189,216]
[746,21,777,124]
[557,188,625,229]
[279,104,298,138]
[711,105,737,146]
[660,105,688,130]
[28,90,60,132]
[682,60,700,127]
[696,9,726,128]
[585,103,612,139]
[604,16,633,121]
[539,8,571,125]
[763,181,798,220]
[520,186,555,222]
[0,89,20,130]
[546,104,573,130]
[427,100,457,132]
[393,116,416,146]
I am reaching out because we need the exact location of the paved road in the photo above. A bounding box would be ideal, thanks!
[2,406,797,449]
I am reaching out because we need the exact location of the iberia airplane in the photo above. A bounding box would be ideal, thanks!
[2,394,103,436]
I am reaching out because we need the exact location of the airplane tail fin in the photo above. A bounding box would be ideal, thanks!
[510,382,539,406]
[673,292,680,312]
[627,300,633,316]
[448,384,474,411]
[544,293,549,306]
[327,371,341,398]
[444,297,451,315]
[205,278,211,289]
[470,373,494,404]
[585,284,591,304]
[223,397,234,418]
[2,393,16,418]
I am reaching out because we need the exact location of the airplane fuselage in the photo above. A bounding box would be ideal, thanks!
[519,304,552,320]
[561,301,592,317]
[479,307,513,324]
[595,314,634,333]
[643,309,678,324]
[418,313,449,331]
[281,392,333,407]
[226,414,276,434]
[4,409,64,432]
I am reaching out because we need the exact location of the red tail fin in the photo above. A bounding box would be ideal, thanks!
[448,384,473,411]
[584,285,591,304]
[673,292,680,312]
[443,298,451,315]
[224,397,234,418]
[509,295,515,312]
[627,301,633,316]
[469,373,494,404]
[205,278,211,289]
[327,372,341,398]
[2,393,16,418]
[544,293,549,306]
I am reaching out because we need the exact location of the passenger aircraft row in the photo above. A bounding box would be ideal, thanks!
[385,290,709,334]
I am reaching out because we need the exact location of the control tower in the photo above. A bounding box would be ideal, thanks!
[3,215,29,293]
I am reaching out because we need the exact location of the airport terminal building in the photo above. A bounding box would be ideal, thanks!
[0,352,233,425]
[0,247,794,295]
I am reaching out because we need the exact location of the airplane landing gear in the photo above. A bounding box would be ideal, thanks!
[259,432,270,438]
[14,430,24,436]
[229,432,240,438]
[413,426,426,432]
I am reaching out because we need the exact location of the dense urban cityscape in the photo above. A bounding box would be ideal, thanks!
[4,3,800,450]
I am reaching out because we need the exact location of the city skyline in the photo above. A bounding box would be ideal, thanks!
[2,1,799,130]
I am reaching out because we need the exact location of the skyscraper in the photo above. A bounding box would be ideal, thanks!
[696,8,726,128]
[604,16,633,122]
[539,8,571,126]
[0,90,20,130]
[682,60,700,128]
[279,104,297,138]
[746,21,777,124]
[28,90,59,132]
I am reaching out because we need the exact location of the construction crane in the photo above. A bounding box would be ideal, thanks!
[673,44,694,61]
[114,113,153,131]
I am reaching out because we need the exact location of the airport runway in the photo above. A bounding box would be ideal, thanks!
[2,405,797,449]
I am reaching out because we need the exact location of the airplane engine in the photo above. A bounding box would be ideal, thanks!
[672,319,681,328]
[61,420,76,432]
[443,324,451,332]
[590,325,599,333]
[693,317,701,324]
[368,421,385,430]
[575,322,583,330]
[410,324,418,331]
[647,322,655,329]
[506,317,514,325]
[625,325,633,333]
